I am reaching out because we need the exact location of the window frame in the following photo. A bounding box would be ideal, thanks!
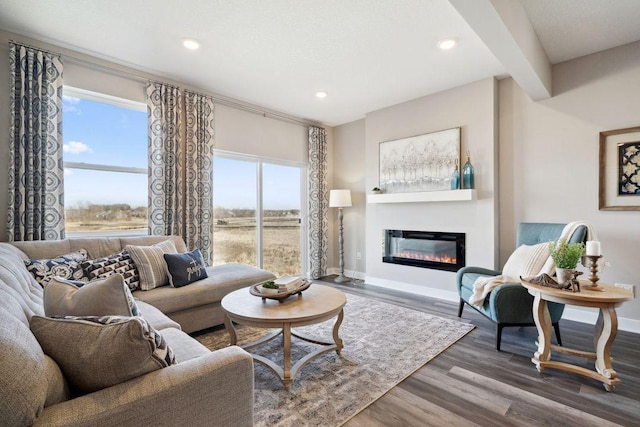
[213,149,308,276]
[62,86,148,236]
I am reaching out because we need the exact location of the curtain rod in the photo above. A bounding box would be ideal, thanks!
[9,39,62,58]
[56,45,320,128]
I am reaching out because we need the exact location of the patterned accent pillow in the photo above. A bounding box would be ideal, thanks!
[164,248,208,288]
[44,275,140,317]
[25,249,89,287]
[30,315,176,393]
[82,249,140,291]
[126,240,178,291]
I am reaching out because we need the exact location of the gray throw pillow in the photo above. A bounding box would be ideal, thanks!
[30,315,176,393]
[164,248,208,287]
[126,240,178,291]
[44,275,140,317]
[25,249,89,287]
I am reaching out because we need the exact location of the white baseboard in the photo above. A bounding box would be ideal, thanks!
[364,275,459,303]
[363,275,640,335]
[327,268,366,281]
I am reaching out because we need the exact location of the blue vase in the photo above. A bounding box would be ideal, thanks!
[462,152,474,189]
[450,159,460,190]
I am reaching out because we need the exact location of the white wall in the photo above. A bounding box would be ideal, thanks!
[364,78,499,298]
[0,31,322,255]
[500,41,640,325]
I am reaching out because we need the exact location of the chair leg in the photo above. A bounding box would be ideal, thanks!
[457,299,465,318]
[496,324,503,351]
[553,322,562,346]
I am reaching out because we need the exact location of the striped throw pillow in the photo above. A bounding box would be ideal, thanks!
[126,240,178,290]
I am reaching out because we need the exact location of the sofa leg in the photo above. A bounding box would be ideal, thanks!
[496,324,503,351]
[553,322,562,346]
[457,299,465,318]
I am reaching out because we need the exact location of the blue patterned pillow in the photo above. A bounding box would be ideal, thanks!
[25,249,89,287]
[163,249,208,288]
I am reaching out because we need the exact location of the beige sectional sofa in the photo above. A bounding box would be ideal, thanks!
[1,235,276,427]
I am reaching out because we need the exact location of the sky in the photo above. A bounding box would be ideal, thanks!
[63,94,301,211]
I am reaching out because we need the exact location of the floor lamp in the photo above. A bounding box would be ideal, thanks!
[329,189,352,283]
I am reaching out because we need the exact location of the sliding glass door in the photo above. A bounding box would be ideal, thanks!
[212,152,306,277]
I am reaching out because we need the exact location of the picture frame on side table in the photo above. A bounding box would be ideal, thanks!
[379,127,460,194]
[599,126,640,210]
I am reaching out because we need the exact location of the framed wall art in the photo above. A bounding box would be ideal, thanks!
[379,127,460,193]
[599,126,640,210]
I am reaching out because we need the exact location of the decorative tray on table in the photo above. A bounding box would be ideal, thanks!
[250,277,311,302]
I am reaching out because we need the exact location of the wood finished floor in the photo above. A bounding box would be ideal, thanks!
[317,277,640,427]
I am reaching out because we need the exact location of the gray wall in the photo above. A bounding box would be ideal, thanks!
[331,119,366,278]
[499,41,640,326]
[332,41,640,328]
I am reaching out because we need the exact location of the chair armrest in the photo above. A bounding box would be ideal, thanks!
[488,282,565,324]
[34,346,254,427]
[456,266,502,291]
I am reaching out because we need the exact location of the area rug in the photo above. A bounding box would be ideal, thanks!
[194,293,474,427]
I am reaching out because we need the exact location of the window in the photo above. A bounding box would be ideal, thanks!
[62,87,147,237]
[213,152,306,277]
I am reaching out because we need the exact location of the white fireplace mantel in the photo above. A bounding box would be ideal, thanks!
[367,189,476,204]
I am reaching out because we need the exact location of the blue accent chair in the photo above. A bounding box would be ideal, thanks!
[456,223,588,351]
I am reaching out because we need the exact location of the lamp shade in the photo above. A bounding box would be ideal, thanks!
[329,189,352,208]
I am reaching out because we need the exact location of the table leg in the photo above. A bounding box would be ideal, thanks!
[223,314,238,346]
[333,309,344,354]
[283,323,292,387]
[594,306,619,391]
[532,293,552,371]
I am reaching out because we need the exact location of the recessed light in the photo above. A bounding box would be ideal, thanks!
[438,38,457,50]
[315,91,328,98]
[182,38,200,50]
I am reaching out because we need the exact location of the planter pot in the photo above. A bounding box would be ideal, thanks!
[555,268,575,285]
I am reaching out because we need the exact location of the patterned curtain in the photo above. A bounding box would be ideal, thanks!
[307,126,329,279]
[8,43,65,241]
[147,83,183,237]
[184,90,215,265]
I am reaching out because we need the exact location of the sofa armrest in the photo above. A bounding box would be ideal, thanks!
[34,346,254,427]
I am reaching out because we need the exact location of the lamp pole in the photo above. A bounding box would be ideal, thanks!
[335,207,348,283]
[329,189,352,284]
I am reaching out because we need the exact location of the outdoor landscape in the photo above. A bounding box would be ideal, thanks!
[65,204,301,277]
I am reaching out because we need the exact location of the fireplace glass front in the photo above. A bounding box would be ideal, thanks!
[383,230,465,272]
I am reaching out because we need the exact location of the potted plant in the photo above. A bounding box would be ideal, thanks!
[548,239,585,284]
[371,187,382,194]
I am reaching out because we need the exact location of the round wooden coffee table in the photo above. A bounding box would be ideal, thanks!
[221,284,346,387]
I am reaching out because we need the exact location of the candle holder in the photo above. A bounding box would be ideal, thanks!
[581,255,605,292]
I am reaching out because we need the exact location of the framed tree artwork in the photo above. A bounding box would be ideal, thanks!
[379,127,460,193]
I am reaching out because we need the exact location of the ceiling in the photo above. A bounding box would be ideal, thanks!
[0,0,639,126]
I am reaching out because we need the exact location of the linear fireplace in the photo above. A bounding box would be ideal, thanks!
[383,229,465,272]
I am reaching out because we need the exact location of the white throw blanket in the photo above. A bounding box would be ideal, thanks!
[468,221,598,308]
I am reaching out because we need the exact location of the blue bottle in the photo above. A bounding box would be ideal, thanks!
[462,151,474,189]
[450,159,460,190]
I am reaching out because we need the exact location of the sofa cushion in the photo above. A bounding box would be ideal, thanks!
[133,263,276,314]
[30,315,176,393]
[126,240,178,291]
[160,327,211,364]
[164,248,208,288]
[44,275,140,317]
[136,300,181,331]
[25,249,89,287]
[82,249,140,291]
